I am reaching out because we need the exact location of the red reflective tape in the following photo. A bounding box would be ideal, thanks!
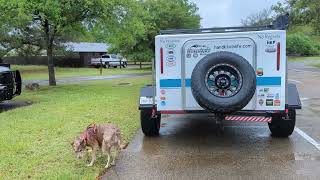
[226,116,272,122]
[277,42,280,71]
[160,48,164,74]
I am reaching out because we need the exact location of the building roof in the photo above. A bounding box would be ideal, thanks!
[64,42,109,53]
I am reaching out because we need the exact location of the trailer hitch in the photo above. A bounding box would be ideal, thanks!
[215,113,225,136]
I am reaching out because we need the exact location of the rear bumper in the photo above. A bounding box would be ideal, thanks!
[138,83,302,114]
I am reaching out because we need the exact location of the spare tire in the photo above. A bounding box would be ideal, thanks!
[191,51,256,113]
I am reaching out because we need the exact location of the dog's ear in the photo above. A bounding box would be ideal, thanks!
[80,139,85,145]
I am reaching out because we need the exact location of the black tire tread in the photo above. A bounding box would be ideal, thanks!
[191,51,256,113]
[268,109,296,137]
[141,110,161,136]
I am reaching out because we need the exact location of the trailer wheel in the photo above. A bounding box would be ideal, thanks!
[191,51,256,113]
[268,109,296,137]
[141,109,161,136]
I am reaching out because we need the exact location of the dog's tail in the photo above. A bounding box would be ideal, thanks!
[115,130,128,149]
[120,142,128,149]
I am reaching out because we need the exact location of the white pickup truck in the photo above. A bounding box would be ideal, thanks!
[138,15,302,137]
[91,54,127,68]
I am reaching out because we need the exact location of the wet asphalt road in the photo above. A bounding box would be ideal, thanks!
[102,61,320,180]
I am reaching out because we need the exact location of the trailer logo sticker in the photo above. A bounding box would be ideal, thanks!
[166,61,176,67]
[259,99,264,106]
[266,99,274,106]
[257,68,264,76]
[213,44,252,50]
[166,56,176,61]
[166,44,176,49]
[265,40,277,53]
[167,49,175,55]
[257,33,280,40]
[267,93,274,98]
[265,48,277,53]
[166,55,176,67]
[186,44,211,58]
[274,100,280,106]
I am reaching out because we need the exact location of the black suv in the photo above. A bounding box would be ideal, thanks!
[0,64,21,102]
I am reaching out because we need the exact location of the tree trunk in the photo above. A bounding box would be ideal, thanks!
[47,46,56,86]
[140,61,142,69]
[43,19,56,86]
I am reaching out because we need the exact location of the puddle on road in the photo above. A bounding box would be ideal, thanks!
[113,82,132,87]
[294,153,320,161]
[0,100,32,113]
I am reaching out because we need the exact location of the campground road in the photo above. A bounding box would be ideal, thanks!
[22,72,151,85]
[102,61,320,180]
[1,72,151,113]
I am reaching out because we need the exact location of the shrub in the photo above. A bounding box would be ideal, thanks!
[286,33,320,56]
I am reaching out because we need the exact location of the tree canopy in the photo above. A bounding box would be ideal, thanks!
[0,0,130,85]
[241,8,273,26]
[104,0,201,62]
[241,0,320,34]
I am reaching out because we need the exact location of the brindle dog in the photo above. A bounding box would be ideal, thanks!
[72,123,126,168]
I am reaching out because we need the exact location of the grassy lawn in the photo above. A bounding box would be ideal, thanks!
[11,65,151,80]
[287,56,320,61]
[312,62,320,68]
[0,77,150,179]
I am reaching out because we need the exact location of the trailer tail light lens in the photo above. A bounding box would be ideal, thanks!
[160,48,164,74]
[277,42,280,71]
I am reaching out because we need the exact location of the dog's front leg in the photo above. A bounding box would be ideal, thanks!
[105,151,111,169]
[87,146,97,167]
[111,147,119,166]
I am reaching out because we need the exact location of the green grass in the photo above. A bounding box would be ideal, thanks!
[0,77,150,179]
[312,62,320,68]
[11,65,151,80]
[287,56,320,61]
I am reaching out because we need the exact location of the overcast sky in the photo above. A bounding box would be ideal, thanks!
[190,0,284,27]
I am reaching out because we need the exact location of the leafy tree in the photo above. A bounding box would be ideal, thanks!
[0,0,127,85]
[105,0,201,63]
[241,8,274,26]
[272,0,320,34]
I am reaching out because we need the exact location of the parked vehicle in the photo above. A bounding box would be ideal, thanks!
[0,64,21,102]
[91,54,127,68]
[138,15,301,137]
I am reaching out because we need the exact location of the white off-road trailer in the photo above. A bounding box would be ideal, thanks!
[139,16,301,137]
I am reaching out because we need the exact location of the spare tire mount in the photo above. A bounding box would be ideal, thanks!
[205,63,243,98]
[191,51,256,113]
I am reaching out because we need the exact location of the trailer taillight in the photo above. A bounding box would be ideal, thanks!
[277,42,280,71]
[160,48,164,74]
